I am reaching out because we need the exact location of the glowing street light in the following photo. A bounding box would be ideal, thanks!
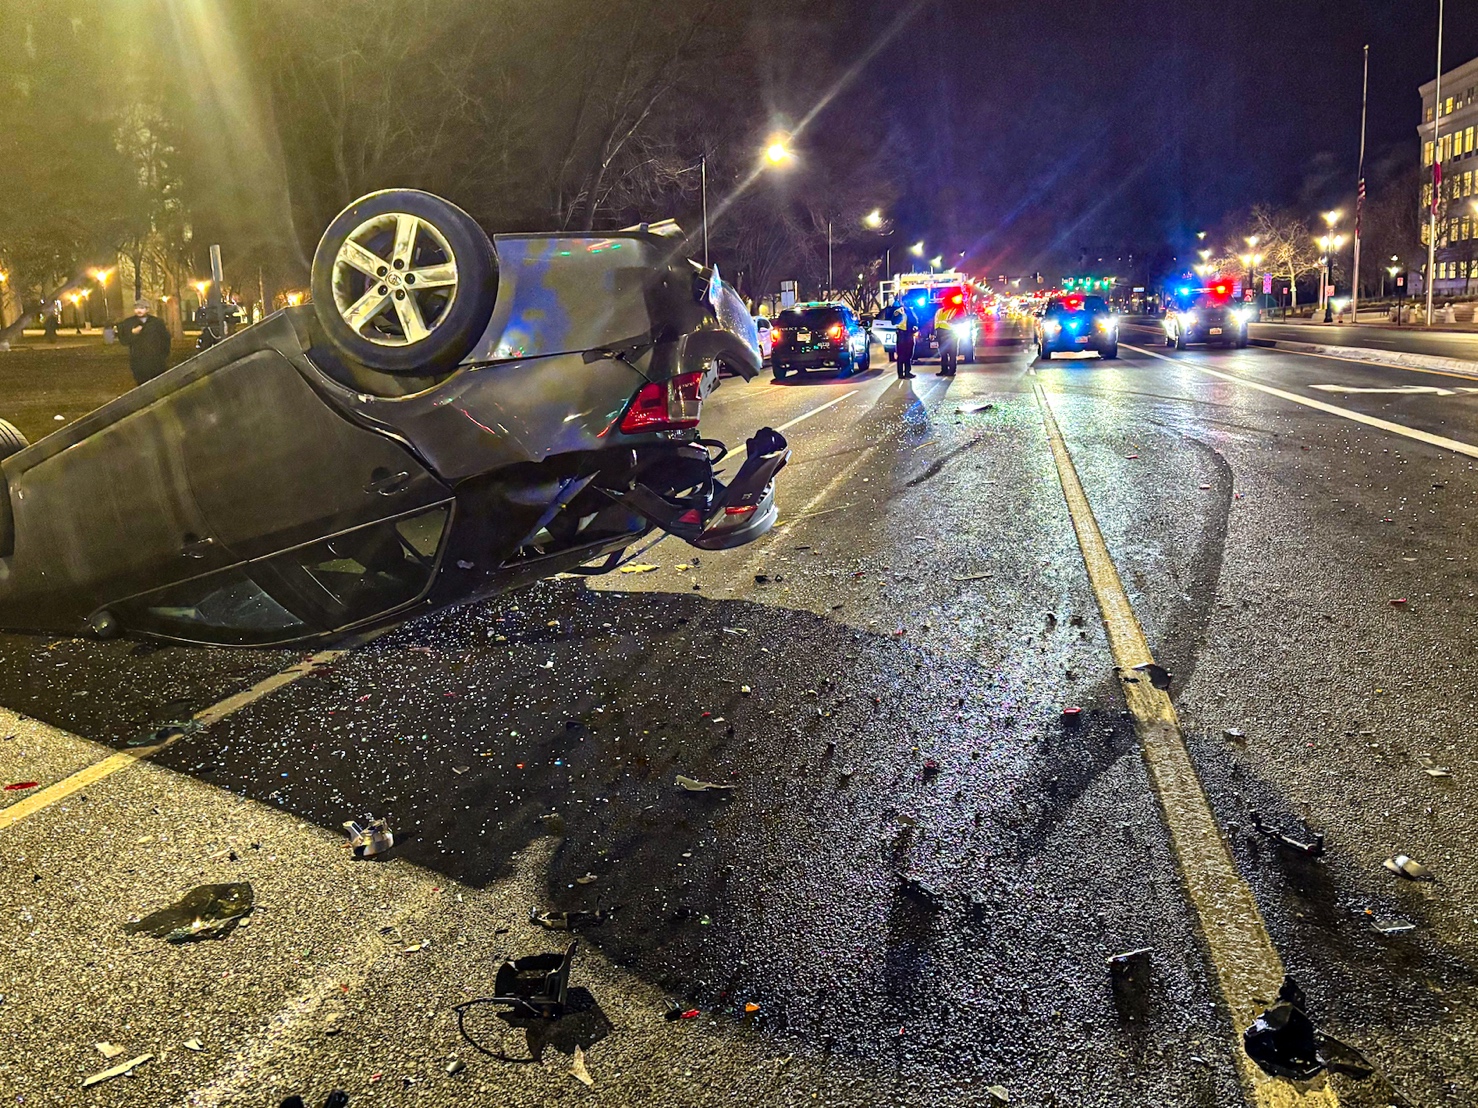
[764,136,795,166]
[909,241,924,257]
[864,209,883,229]
[286,291,304,307]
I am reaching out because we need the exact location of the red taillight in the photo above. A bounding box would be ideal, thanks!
[770,329,782,341]
[827,323,843,340]
[619,371,703,433]
[724,504,756,516]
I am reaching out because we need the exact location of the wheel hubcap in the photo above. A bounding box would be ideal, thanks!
[331,212,459,347]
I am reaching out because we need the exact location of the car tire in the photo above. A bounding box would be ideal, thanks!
[0,418,29,462]
[1039,344,1052,361]
[1164,332,1175,348]
[773,364,787,380]
[1174,331,1187,350]
[1235,334,1249,349]
[1101,343,1119,360]
[858,348,871,373]
[310,189,498,375]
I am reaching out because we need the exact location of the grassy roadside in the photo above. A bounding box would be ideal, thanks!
[0,339,181,444]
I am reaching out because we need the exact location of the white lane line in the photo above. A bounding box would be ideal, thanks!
[773,389,860,433]
[1123,343,1478,461]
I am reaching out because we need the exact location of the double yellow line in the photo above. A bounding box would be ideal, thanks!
[1032,382,1338,1108]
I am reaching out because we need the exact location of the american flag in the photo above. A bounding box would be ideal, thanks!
[1355,177,1365,237]
[1433,158,1443,216]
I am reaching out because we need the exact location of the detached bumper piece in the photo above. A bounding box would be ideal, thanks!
[603,427,790,551]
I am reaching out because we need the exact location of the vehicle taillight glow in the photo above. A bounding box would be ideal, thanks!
[827,323,843,340]
[724,504,756,516]
[619,371,703,433]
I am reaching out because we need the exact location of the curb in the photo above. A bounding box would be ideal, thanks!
[1255,338,1478,376]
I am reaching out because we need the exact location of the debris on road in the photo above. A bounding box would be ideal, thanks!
[618,563,660,574]
[897,871,944,911]
[530,908,610,930]
[3,781,39,791]
[676,774,734,793]
[1107,947,1153,984]
[1389,597,1408,607]
[575,873,599,885]
[1132,662,1173,691]
[488,941,577,1019]
[280,1093,350,1108]
[1248,812,1326,858]
[342,815,394,859]
[1243,976,1375,1082]
[952,572,993,582]
[445,1059,466,1076]
[986,1085,1011,1105]
[1383,854,1434,881]
[124,882,254,943]
[1223,728,1247,742]
[126,720,201,748]
[958,403,995,414]
[94,1042,126,1060]
[183,1038,203,1051]
[1061,706,1083,723]
[452,765,470,775]
[81,1053,152,1087]
[570,1045,595,1087]
[1417,754,1452,778]
[1365,911,1415,936]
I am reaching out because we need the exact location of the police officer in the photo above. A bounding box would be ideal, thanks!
[893,303,916,379]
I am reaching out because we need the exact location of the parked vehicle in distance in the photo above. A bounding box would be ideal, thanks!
[1164,286,1251,349]
[771,302,871,379]
[1034,293,1118,360]
[755,315,775,361]
[869,309,898,360]
[0,189,790,647]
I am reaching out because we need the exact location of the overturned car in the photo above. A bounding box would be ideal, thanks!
[0,190,788,646]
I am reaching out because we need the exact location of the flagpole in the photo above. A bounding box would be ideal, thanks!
[1426,0,1444,326]
[1352,44,1368,324]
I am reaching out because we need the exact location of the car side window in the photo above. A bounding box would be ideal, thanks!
[114,568,307,645]
[263,505,451,627]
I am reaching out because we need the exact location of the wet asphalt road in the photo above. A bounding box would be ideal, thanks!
[1,323,1476,1107]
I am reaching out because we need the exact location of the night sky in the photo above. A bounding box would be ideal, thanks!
[845,0,1478,274]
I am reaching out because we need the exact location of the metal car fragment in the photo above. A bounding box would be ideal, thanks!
[676,774,733,793]
[1248,812,1326,858]
[342,815,394,859]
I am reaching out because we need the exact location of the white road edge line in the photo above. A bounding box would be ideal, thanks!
[1122,343,1478,461]
[0,634,382,832]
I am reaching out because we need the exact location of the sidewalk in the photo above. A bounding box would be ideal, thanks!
[1256,312,1478,333]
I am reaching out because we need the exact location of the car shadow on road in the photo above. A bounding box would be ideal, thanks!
[113,581,1242,1099]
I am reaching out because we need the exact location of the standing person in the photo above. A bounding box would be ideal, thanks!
[43,304,58,344]
[936,312,959,376]
[115,299,172,385]
[895,318,916,379]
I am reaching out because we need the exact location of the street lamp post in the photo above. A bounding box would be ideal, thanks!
[1321,211,1342,322]
[701,154,708,269]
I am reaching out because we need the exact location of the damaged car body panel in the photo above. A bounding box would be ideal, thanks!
[0,190,787,646]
